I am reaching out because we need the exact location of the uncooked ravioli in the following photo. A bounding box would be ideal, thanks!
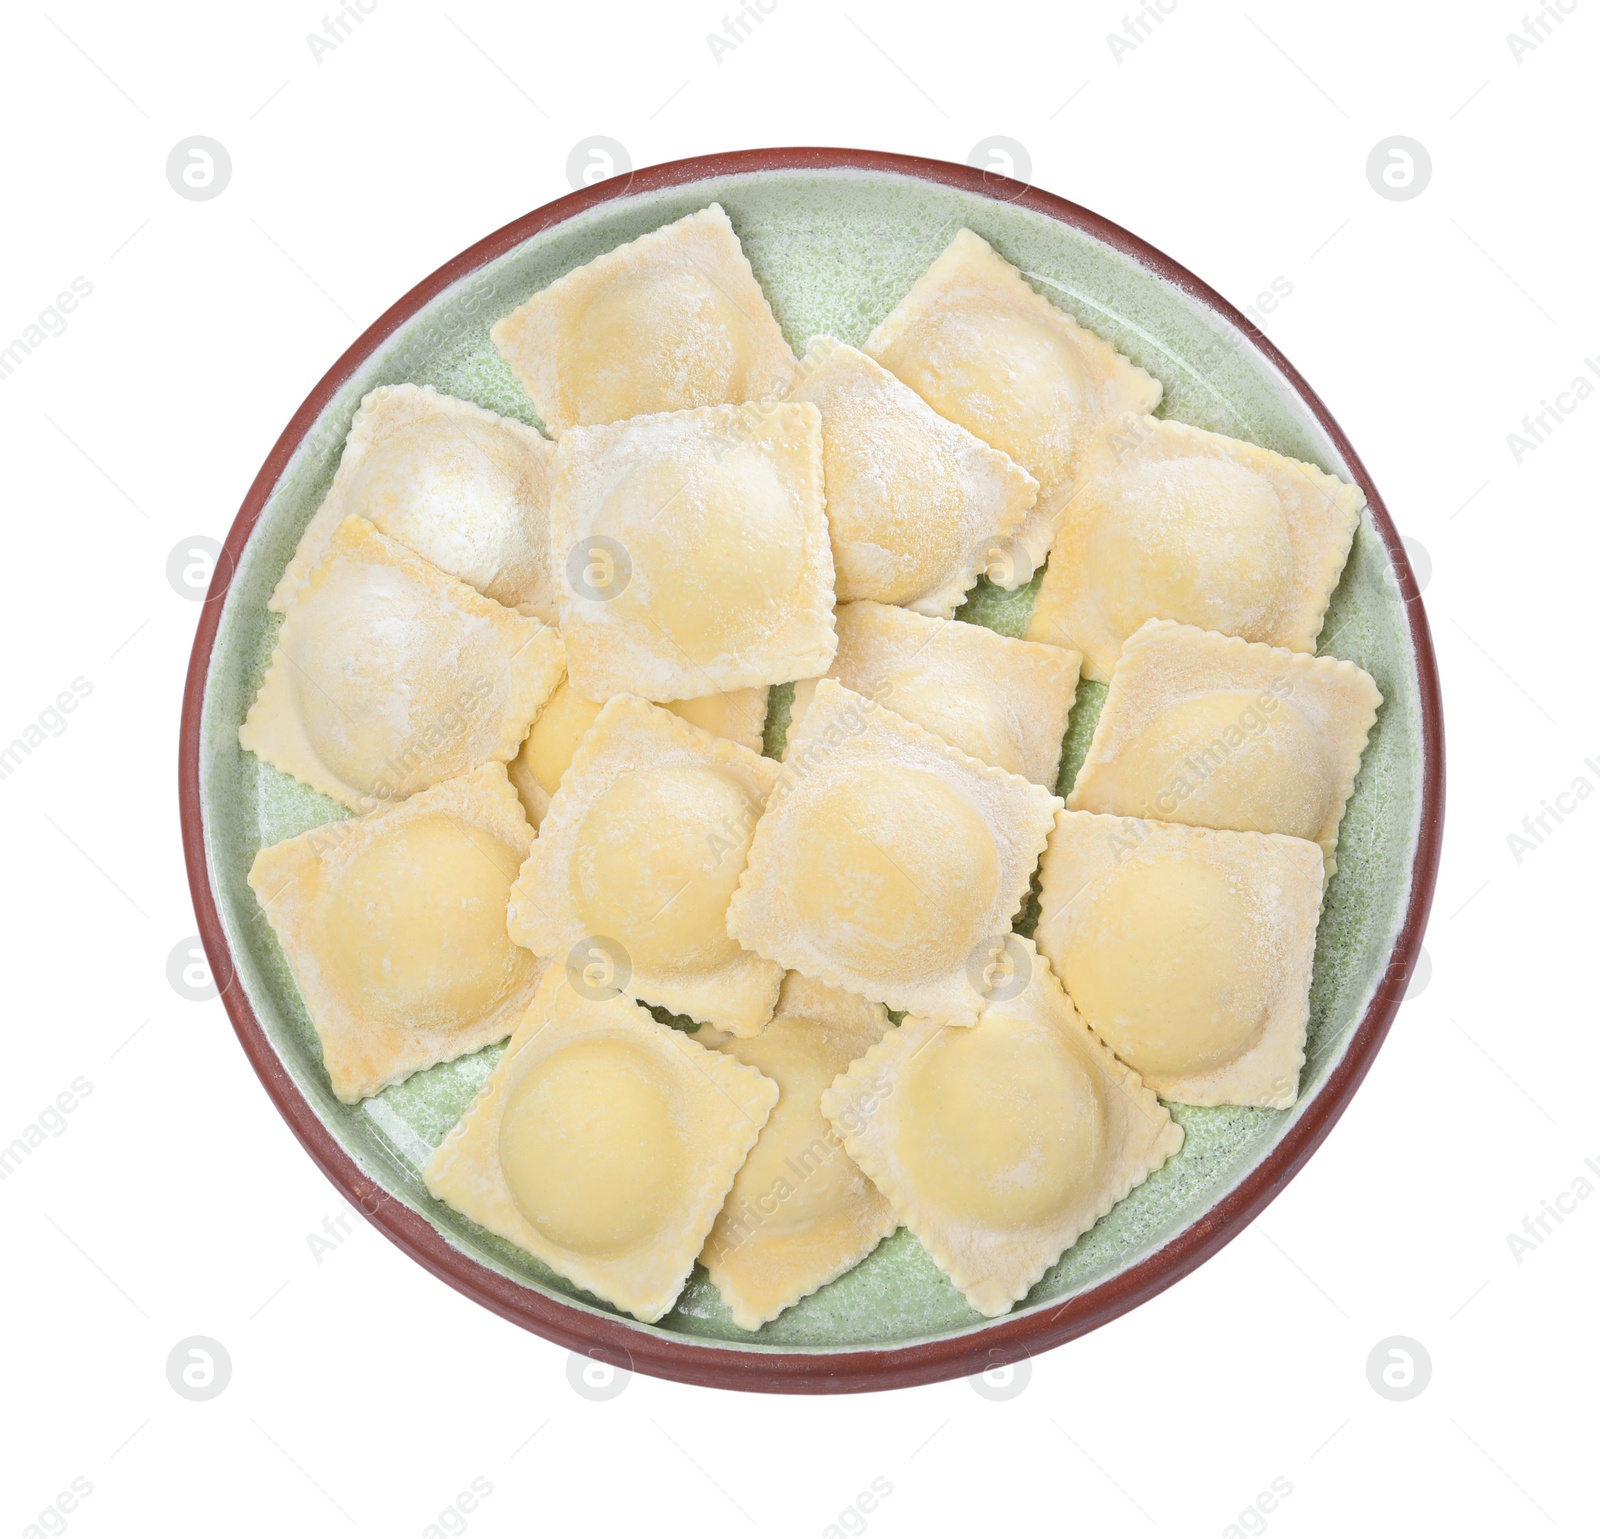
[423,969,777,1324]
[864,227,1161,576]
[507,694,783,1036]
[548,402,836,702]
[247,763,541,1103]
[727,678,1061,1024]
[491,203,797,432]
[821,938,1181,1317]
[239,515,563,811]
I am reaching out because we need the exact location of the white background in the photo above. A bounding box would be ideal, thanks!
[1,1,1594,1535]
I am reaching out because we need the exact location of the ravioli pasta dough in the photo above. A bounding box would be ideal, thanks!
[1026,415,1365,682]
[728,679,1060,1024]
[821,939,1181,1317]
[235,198,1389,1325]
[239,516,564,811]
[248,763,541,1103]
[865,227,1161,576]
[507,640,767,827]
[492,203,797,433]
[508,694,783,1035]
[1036,811,1325,1108]
[788,600,1081,790]
[1069,619,1382,871]
[423,968,777,1324]
[550,402,836,701]
[783,336,1037,616]
[270,384,558,620]
[696,974,896,1329]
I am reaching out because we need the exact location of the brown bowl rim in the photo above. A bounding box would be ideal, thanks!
[178,145,1445,1394]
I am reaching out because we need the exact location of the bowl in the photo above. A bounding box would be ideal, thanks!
[179,147,1444,1393]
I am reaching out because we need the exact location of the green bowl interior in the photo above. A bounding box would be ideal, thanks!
[199,166,1424,1355]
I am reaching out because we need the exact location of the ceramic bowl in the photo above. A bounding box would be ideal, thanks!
[180,148,1444,1393]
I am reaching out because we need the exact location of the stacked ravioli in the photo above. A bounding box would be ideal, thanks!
[241,203,1381,1330]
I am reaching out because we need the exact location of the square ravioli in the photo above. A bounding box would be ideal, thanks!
[505,632,767,826]
[507,694,783,1035]
[491,203,797,433]
[248,763,542,1103]
[788,600,1081,791]
[423,967,777,1324]
[864,228,1161,578]
[270,384,558,621]
[239,516,564,812]
[550,402,836,701]
[727,679,1061,1024]
[1025,414,1365,682]
[695,974,896,1330]
[1068,619,1382,873]
[783,335,1037,616]
[1035,810,1325,1109]
[820,938,1181,1317]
